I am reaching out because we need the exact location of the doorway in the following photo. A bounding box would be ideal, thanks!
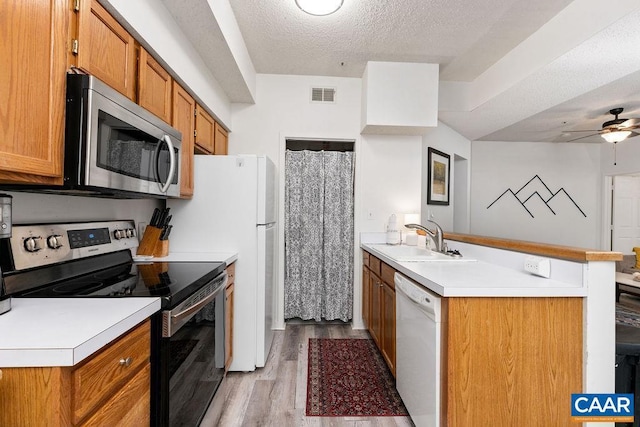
[610,174,640,253]
[283,139,355,322]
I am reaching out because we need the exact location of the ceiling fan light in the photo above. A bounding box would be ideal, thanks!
[295,0,343,16]
[601,130,631,143]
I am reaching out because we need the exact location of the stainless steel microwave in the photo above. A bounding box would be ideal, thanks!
[64,74,182,198]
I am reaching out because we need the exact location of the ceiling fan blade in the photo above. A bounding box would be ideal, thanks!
[566,133,600,142]
[620,118,640,127]
[562,129,601,133]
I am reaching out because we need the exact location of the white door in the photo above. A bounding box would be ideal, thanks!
[612,175,640,253]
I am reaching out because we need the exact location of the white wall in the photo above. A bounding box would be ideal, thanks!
[231,74,424,329]
[421,122,472,232]
[6,192,160,229]
[470,141,601,248]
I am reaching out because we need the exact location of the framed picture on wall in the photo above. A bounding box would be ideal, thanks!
[427,147,450,205]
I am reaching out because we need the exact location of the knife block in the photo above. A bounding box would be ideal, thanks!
[136,226,169,257]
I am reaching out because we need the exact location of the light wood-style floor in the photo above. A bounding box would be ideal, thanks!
[201,321,414,427]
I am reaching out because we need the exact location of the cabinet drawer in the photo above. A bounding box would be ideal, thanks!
[381,262,396,290]
[226,263,235,284]
[72,320,150,424]
[369,255,381,276]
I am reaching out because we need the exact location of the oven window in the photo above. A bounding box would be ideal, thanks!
[167,294,225,425]
[96,111,178,184]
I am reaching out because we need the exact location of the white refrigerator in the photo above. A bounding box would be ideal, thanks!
[167,155,276,371]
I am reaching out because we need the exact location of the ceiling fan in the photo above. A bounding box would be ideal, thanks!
[566,108,640,143]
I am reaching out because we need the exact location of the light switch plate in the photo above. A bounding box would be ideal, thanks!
[524,256,551,278]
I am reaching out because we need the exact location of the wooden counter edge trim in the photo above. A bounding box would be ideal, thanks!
[444,232,622,263]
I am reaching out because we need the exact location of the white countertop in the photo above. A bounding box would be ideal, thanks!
[0,298,160,367]
[362,243,587,297]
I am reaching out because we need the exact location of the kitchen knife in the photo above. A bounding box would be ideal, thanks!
[150,208,161,227]
[159,225,168,240]
[163,225,172,240]
[162,214,172,228]
[157,208,170,229]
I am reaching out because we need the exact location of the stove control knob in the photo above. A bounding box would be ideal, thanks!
[23,236,43,252]
[126,228,135,238]
[113,229,125,240]
[47,235,63,249]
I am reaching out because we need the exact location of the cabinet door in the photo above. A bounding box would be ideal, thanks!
[225,282,234,371]
[194,105,215,154]
[0,0,67,184]
[381,281,396,376]
[214,122,228,155]
[172,82,195,198]
[362,266,371,329]
[75,0,136,100]
[369,273,382,347]
[80,364,150,426]
[138,48,172,124]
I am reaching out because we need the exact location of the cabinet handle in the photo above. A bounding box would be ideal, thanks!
[0,368,3,380]
[119,357,133,367]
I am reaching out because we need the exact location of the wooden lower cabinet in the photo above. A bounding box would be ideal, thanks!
[369,271,383,347]
[362,251,396,376]
[444,297,582,426]
[380,280,396,376]
[362,266,371,329]
[0,320,151,426]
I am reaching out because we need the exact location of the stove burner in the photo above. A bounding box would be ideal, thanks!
[51,281,105,295]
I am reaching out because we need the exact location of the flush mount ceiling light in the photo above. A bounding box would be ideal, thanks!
[601,130,632,143]
[295,0,343,16]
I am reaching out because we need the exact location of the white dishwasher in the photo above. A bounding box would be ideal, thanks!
[394,272,442,427]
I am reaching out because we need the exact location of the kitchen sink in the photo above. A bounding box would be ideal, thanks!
[367,244,475,262]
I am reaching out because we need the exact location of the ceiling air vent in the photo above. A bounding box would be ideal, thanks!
[311,87,336,103]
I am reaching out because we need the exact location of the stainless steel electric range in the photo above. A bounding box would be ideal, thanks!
[0,220,227,426]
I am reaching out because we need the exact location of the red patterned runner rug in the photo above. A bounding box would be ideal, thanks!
[306,338,408,417]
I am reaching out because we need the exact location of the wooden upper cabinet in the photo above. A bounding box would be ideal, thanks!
[74,0,136,100]
[0,0,67,184]
[138,48,172,124]
[172,82,195,198]
[214,122,229,155]
[195,105,215,154]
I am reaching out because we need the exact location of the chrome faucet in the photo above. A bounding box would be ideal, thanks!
[405,221,444,253]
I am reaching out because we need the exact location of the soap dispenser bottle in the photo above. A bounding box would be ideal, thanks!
[386,214,401,245]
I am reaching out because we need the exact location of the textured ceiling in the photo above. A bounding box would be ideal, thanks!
[227,0,572,81]
[162,0,640,143]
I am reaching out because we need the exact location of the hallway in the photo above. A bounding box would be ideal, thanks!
[203,322,413,426]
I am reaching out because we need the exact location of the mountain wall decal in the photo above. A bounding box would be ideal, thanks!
[487,175,587,218]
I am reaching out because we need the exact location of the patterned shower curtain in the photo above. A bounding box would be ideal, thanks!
[284,150,355,321]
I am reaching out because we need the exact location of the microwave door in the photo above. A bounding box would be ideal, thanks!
[84,88,181,197]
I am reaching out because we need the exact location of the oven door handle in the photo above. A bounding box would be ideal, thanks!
[170,285,222,324]
[154,134,177,194]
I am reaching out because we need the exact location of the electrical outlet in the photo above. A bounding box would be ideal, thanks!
[524,256,551,278]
